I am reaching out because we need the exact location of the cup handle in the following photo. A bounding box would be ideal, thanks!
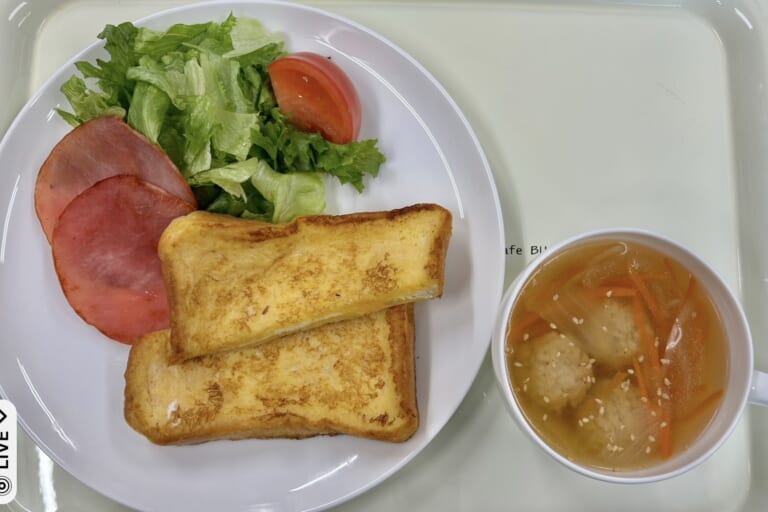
[749,370,768,406]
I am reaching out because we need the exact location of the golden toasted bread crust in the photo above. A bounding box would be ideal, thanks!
[124,305,419,444]
[159,203,451,361]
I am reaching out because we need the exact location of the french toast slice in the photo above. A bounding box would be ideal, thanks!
[124,304,418,444]
[159,203,451,361]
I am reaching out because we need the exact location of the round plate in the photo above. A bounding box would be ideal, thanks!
[0,1,504,510]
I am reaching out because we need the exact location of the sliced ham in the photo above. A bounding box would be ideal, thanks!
[35,116,196,243]
[51,175,195,344]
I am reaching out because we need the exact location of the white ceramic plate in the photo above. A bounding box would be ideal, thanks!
[0,1,503,510]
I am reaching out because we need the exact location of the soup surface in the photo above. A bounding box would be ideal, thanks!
[505,239,727,471]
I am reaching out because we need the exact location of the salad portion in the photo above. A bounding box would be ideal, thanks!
[58,14,385,222]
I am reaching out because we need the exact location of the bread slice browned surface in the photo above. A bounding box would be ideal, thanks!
[159,203,451,361]
[124,304,418,445]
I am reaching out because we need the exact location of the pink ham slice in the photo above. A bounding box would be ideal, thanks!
[51,175,195,344]
[35,116,196,243]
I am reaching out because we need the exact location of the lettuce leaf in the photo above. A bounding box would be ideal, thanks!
[56,76,126,126]
[57,14,385,223]
[126,81,169,142]
[188,158,325,223]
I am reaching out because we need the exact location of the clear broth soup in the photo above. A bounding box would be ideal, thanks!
[505,239,727,471]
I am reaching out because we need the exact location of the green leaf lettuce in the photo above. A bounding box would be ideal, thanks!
[57,14,384,223]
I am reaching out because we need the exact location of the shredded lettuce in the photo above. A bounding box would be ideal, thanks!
[57,14,385,222]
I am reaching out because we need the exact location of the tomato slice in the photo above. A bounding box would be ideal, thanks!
[268,52,362,144]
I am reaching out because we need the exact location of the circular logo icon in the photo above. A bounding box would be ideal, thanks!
[0,476,12,497]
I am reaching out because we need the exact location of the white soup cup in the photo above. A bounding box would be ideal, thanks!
[491,228,768,483]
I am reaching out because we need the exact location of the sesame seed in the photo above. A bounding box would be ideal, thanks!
[599,406,605,416]
[578,318,584,325]
[523,384,528,392]
[664,377,672,387]
[662,393,670,400]
[619,424,626,430]
[582,417,590,424]
[651,410,657,417]
[556,351,562,358]
[654,337,660,348]
[648,435,656,442]
[660,422,668,428]
[543,396,550,403]
[559,333,566,339]
[553,294,559,301]
[641,396,649,403]
[660,358,671,366]
[630,434,636,441]
[523,333,530,341]
[524,377,530,383]
[549,322,557,330]
[513,361,523,367]
[657,387,663,397]
[601,325,608,332]
[572,316,579,324]
[578,419,584,427]
[627,369,635,375]
[606,290,613,298]
[589,358,596,365]
[543,414,548,421]
[645,446,652,454]
[594,398,603,404]
[638,355,645,362]
[608,443,624,453]
[568,341,575,347]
